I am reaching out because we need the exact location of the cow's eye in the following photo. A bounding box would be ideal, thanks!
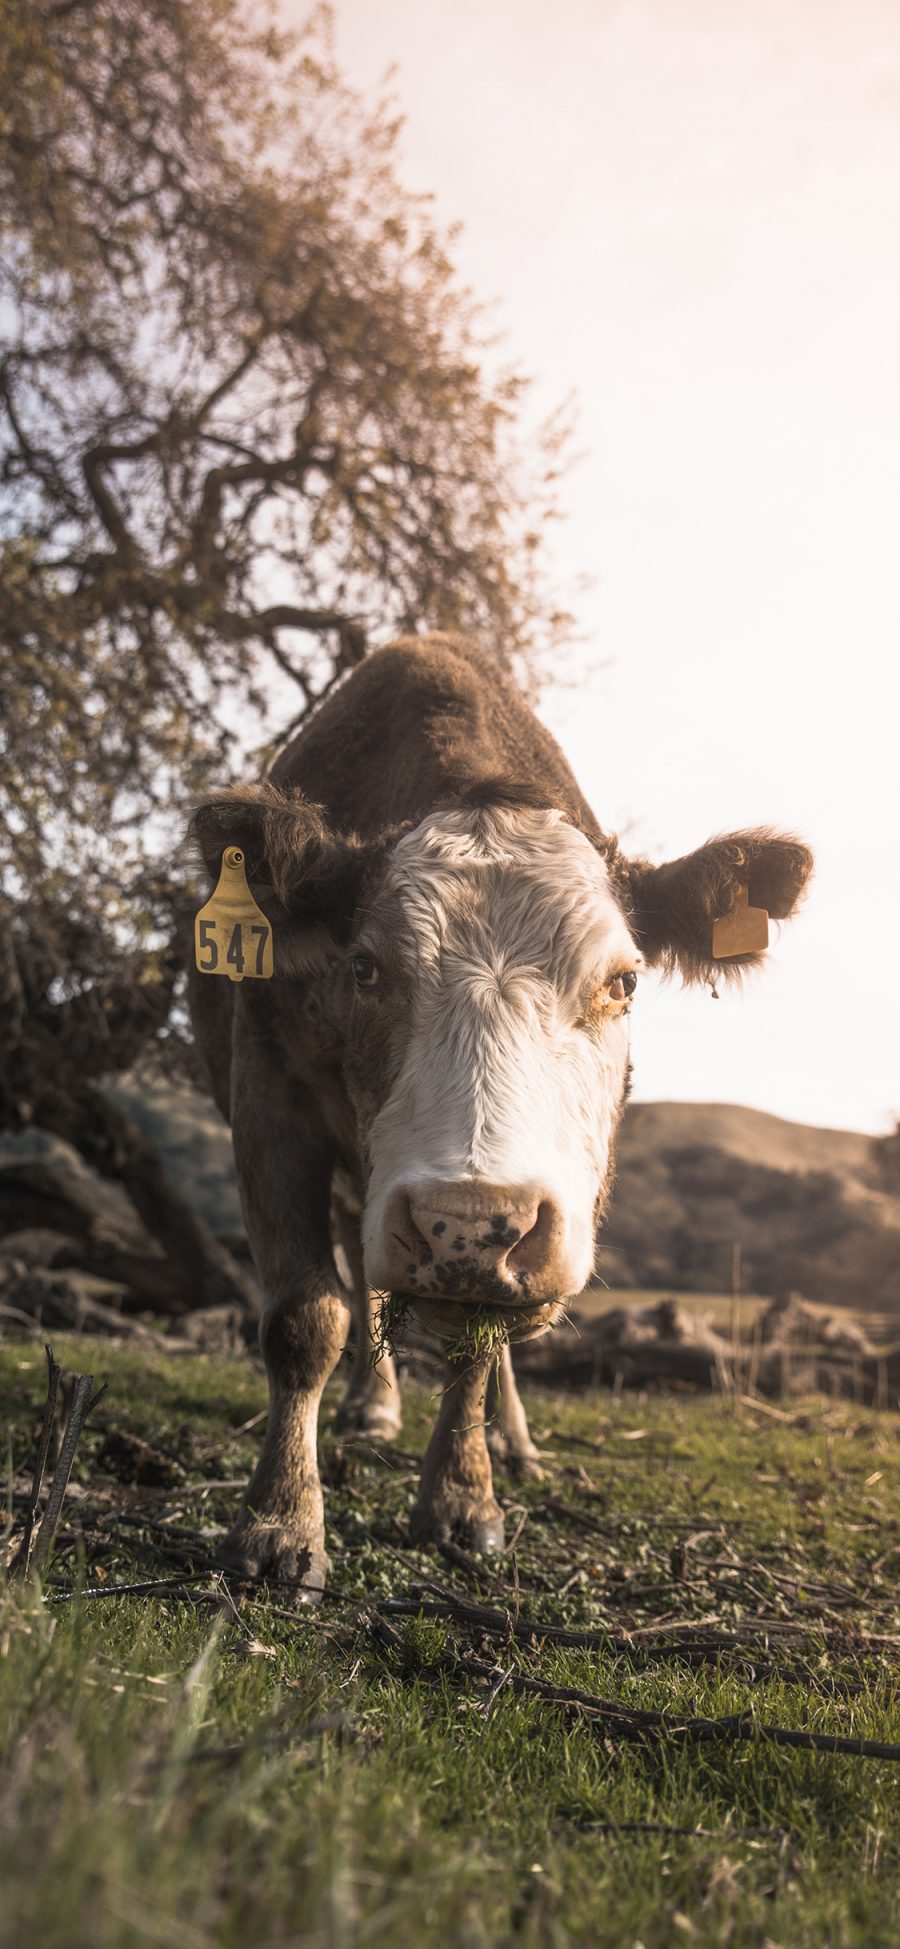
[350,952,379,990]
[584,969,638,1022]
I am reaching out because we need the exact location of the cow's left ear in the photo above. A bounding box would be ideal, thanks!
[624,828,813,984]
[188,782,374,977]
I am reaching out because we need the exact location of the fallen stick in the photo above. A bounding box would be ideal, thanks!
[374,1603,767,1681]
[486,1654,900,1758]
[370,1616,900,1762]
[394,1581,723,1653]
[44,1572,218,1602]
[573,1819,781,1840]
[379,1586,900,1672]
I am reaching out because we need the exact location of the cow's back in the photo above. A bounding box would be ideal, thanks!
[269,634,605,847]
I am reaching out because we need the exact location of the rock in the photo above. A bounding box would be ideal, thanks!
[176,1304,256,1356]
[0,1227,83,1269]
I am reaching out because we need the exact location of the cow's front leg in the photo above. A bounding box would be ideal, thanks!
[332,1196,402,1443]
[220,1285,349,1599]
[485,1342,544,1481]
[220,1002,349,1601]
[410,1354,504,1553]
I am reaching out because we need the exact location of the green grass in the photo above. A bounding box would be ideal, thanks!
[2,1333,899,1948]
[376,1296,522,1362]
[442,1303,516,1361]
[370,1289,411,1363]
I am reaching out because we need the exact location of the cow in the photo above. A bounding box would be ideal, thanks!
[188,633,812,1598]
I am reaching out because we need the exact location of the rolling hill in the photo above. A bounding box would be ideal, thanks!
[112,1085,899,1314]
[598,1100,898,1308]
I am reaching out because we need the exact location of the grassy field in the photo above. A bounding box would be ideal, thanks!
[2,1332,899,1949]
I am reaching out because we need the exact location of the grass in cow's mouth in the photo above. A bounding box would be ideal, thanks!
[371,1295,511,1365]
[370,1290,411,1363]
[443,1306,510,1362]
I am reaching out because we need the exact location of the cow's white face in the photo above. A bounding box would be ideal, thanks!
[343,805,642,1337]
[194,767,812,1349]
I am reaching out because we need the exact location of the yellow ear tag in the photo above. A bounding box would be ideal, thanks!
[194,846,274,982]
[712,882,769,960]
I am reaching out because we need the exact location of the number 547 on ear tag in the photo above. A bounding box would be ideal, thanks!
[194,847,274,982]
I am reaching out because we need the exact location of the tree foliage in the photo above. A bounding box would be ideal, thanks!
[1,0,570,913]
[0,1,572,1021]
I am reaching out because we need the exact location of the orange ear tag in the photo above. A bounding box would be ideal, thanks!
[712,882,769,960]
[194,846,274,982]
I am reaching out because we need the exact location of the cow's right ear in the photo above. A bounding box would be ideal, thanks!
[189,783,367,970]
[623,827,813,986]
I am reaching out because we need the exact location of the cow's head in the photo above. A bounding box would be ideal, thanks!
[191,784,812,1344]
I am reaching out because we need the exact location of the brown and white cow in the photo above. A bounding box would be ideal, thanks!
[188,634,812,1597]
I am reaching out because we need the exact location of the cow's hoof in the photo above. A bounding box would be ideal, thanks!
[486,1428,545,1482]
[502,1449,545,1484]
[409,1504,506,1554]
[217,1522,328,1605]
[333,1394,402,1443]
[459,1511,506,1553]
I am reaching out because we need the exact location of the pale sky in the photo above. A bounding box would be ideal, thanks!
[287,0,900,1136]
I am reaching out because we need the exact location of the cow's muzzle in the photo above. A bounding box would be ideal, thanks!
[370,1180,575,1315]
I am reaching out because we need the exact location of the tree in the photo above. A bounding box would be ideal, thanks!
[0,0,573,1311]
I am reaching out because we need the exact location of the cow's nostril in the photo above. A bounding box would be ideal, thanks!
[507,1200,556,1276]
[402,1200,435,1268]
